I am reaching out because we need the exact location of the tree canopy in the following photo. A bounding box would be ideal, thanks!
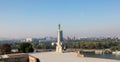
[18,43,34,53]
[1,44,11,54]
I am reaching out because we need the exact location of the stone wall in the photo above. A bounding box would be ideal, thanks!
[0,53,40,62]
[29,56,38,62]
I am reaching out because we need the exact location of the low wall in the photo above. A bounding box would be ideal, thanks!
[29,55,39,62]
[0,53,40,62]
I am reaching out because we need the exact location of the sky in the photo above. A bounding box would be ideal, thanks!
[0,0,120,39]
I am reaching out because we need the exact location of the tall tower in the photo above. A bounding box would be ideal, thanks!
[56,24,63,53]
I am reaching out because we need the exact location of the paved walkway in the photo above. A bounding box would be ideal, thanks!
[29,52,120,62]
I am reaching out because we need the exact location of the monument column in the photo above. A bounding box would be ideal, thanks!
[56,24,62,53]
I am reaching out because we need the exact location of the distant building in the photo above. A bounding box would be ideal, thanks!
[112,51,120,55]
[45,37,57,41]
[11,49,19,53]
[64,36,76,41]
[71,36,76,40]
[26,38,32,42]
[60,30,63,41]
[66,36,71,40]
[118,37,120,40]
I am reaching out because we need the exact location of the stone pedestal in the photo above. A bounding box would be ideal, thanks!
[56,45,62,53]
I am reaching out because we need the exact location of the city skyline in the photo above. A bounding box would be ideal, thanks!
[0,0,120,38]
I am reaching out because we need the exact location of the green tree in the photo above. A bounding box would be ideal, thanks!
[18,43,34,53]
[110,46,120,51]
[1,44,11,54]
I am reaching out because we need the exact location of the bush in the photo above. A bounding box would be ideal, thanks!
[110,46,120,51]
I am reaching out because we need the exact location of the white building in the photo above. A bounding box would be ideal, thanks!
[25,38,32,42]
[112,51,120,55]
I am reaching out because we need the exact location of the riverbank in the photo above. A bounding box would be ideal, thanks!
[29,52,120,62]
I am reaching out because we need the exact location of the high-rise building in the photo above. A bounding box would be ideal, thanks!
[60,30,63,41]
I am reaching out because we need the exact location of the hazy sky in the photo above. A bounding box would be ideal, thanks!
[0,0,120,38]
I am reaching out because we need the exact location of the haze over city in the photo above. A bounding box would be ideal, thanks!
[0,0,120,39]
